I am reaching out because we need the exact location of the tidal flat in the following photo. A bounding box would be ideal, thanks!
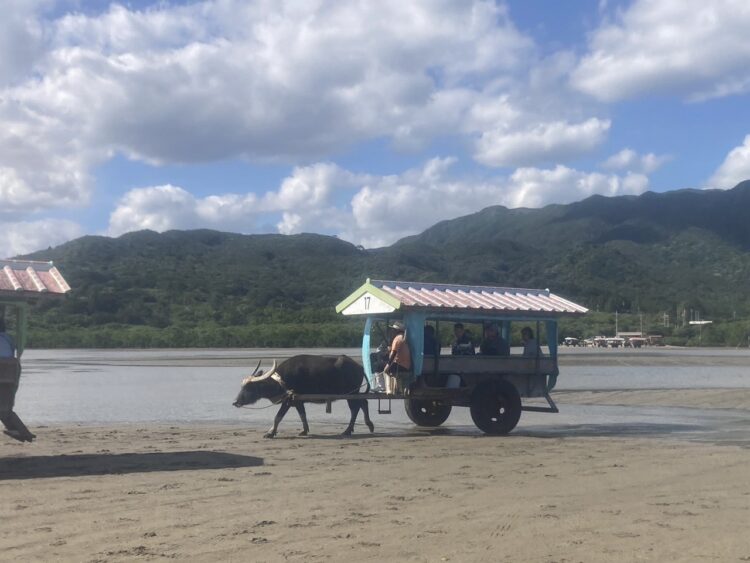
[1,348,749,561]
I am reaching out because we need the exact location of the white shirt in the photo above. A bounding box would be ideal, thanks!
[0,333,16,358]
[522,338,542,357]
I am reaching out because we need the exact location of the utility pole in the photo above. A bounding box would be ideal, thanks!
[615,310,618,337]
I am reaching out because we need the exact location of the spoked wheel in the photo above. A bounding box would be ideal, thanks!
[405,398,452,427]
[469,380,522,435]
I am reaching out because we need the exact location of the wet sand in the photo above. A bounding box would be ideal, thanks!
[2,389,750,562]
[557,388,750,410]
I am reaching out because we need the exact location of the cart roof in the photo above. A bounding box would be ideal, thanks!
[0,259,71,303]
[336,279,588,318]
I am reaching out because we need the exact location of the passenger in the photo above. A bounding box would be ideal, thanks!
[480,323,509,356]
[451,323,475,355]
[384,320,412,393]
[0,318,15,358]
[521,326,543,357]
[423,325,440,356]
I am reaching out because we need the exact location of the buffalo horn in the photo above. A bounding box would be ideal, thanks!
[242,359,264,385]
[247,359,278,383]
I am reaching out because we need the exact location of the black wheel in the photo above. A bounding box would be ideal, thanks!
[469,380,521,435]
[405,398,452,427]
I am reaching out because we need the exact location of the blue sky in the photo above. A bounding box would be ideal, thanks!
[1,0,750,257]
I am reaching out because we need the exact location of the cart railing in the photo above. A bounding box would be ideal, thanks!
[421,355,557,376]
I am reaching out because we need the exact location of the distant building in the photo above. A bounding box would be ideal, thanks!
[646,334,664,346]
[617,331,643,339]
[617,331,645,348]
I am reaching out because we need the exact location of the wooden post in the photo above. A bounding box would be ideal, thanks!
[17,304,28,358]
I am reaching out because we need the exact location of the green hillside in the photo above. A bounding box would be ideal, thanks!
[19,181,750,347]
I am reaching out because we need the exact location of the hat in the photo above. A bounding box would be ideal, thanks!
[390,320,405,331]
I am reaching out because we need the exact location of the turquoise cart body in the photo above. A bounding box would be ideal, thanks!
[335,279,588,434]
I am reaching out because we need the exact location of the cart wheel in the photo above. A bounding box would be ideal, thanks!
[469,380,521,435]
[405,398,452,427]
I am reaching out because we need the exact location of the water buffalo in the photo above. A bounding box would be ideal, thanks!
[233,354,374,438]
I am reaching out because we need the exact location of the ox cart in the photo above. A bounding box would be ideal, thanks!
[1,259,71,442]
[292,279,587,435]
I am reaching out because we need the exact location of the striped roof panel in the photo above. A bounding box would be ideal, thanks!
[0,259,71,300]
[370,280,588,315]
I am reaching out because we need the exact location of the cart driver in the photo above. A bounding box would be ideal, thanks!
[385,321,412,389]
[0,318,16,358]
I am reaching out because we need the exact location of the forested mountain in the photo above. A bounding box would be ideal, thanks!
[20,181,750,347]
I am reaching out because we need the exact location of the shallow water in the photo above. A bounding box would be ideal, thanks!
[10,348,750,443]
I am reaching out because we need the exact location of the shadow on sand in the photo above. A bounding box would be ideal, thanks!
[515,422,705,439]
[269,422,708,440]
[0,451,263,480]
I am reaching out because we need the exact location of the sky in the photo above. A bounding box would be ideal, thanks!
[2,0,750,258]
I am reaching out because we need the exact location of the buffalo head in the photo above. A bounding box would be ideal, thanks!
[233,360,278,407]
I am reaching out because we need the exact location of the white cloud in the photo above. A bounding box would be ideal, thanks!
[572,0,750,101]
[0,82,95,215]
[474,118,611,168]
[108,184,259,236]
[263,163,363,211]
[0,0,48,87]
[602,148,670,175]
[708,135,750,189]
[23,0,534,166]
[0,219,84,259]
[2,0,656,256]
[1,0,632,239]
[108,158,651,248]
[503,166,648,209]
[347,161,648,246]
[0,0,548,222]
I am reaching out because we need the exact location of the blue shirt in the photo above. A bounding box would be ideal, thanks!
[0,333,16,358]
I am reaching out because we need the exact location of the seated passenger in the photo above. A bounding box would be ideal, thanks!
[480,323,509,356]
[451,323,475,355]
[521,326,543,357]
[423,324,440,356]
[0,318,16,358]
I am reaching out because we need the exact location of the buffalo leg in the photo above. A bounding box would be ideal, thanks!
[265,400,292,438]
[294,402,310,436]
[342,399,361,436]
[360,400,375,433]
[343,399,372,436]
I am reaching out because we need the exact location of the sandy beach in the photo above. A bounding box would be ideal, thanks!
[2,386,750,562]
